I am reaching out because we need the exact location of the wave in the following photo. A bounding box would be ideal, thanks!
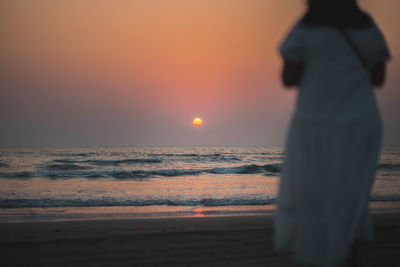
[109,169,203,179]
[51,155,241,168]
[104,164,280,179]
[254,156,284,161]
[148,153,220,157]
[370,195,400,201]
[51,152,95,157]
[5,162,398,180]
[209,164,281,174]
[86,158,162,165]
[0,197,277,208]
[15,151,35,155]
[46,160,398,171]
[0,169,203,179]
[147,153,241,162]
[53,159,78,163]
[1,194,398,208]
[0,171,34,179]
[377,163,400,170]
[0,163,281,180]
[261,152,284,156]
[52,157,163,165]
[44,164,89,171]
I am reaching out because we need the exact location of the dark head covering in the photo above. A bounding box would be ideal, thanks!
[302,0,371,28]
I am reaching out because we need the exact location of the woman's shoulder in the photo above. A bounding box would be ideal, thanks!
[279,19,307,61]
[280,13,390,62]
[347,14,391,61]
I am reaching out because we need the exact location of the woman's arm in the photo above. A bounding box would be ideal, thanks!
[282,60,303,87]
[371,61,386,88]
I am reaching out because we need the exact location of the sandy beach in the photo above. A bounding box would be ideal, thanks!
[0,203,399,267]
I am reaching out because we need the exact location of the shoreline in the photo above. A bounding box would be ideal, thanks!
[1,201,400,223]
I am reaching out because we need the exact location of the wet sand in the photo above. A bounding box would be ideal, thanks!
[1,206,399,267]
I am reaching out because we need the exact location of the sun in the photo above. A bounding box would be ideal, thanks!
[193,117,203,127]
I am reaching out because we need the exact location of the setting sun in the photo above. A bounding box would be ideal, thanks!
[193,117,203,127]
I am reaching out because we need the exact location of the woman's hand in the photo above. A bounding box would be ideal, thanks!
[282,60,303,87]
[371,61,386,88]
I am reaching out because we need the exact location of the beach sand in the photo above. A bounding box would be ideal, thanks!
[1,203,399,267]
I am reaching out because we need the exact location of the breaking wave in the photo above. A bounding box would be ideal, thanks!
[0,163,281,180]
[2,161,399,180]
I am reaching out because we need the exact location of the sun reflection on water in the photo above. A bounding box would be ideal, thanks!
[193,208,204,217]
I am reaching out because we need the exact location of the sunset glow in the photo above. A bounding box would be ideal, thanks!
[0,0,399,146]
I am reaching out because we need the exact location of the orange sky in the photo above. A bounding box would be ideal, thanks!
[0,0,399,146]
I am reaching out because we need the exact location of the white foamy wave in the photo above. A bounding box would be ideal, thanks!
[0,163,282,180]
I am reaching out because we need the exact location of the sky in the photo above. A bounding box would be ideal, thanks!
[1,0,399,147]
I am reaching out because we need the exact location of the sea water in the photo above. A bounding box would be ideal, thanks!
[0,146,399,221]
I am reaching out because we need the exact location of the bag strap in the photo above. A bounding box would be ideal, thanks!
[330,29,370,117]
[337,29,370,70]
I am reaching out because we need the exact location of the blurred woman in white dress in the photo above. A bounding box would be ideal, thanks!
[274,1,390,266]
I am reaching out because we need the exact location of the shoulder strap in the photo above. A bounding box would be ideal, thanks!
[337,29,370,70]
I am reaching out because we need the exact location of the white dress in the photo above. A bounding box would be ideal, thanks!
[274,18,390,267]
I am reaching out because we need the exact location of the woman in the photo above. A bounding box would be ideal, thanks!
[274,1,390,266]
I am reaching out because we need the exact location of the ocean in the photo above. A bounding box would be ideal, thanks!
[0,146,399,221]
